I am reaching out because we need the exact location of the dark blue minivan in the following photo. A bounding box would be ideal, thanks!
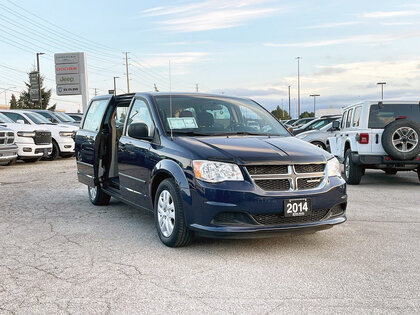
[76,93,347,247]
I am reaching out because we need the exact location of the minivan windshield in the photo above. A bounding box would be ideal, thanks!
[368,103,420,128]
[153,95,289,136]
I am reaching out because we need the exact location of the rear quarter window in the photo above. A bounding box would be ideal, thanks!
[368,104,420,128]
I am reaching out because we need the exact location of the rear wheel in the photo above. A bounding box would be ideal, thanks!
[384,169,398,175]
[311,141,326,150]
[343,149,363,185]
[88,185,111,206]
[154,179,193,247]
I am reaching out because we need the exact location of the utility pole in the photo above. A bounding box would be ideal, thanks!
[124,52,130,93]
[113,76,119,96]
[196,83,199,92]
[377,82,386,100]
[296,57,302,118]
[288,85,291,118]
[36,52,44,109]
[309,94,320,116]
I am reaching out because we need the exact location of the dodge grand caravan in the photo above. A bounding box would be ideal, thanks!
[76,93,347,247]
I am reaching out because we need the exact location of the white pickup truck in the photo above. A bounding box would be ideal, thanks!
[328,101,420,184]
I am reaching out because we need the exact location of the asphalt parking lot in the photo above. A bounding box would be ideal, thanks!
[0,159,419,314]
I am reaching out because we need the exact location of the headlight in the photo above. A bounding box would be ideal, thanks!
[17,131,36,137]
[59,131,74,137]
[327,157,341,177]
[193,160,244,183]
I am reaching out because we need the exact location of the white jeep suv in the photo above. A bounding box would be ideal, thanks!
[328,100,420,184]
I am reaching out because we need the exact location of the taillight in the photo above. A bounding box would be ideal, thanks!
[357,133,369,144]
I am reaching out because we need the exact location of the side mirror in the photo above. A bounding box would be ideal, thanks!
[16,119,25,124]
[331,120,340,131]
[128,122,152,140]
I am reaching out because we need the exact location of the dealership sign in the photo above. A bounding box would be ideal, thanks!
[54,52,89,110]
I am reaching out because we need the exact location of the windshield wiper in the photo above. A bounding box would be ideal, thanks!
[171,130,212,136]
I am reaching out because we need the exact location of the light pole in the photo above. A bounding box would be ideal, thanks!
[113,76,119,96]
[296,57,302,118]
[377,82,386,100]
[36,53,44,109]
[309,94,320,115]
[0,86,17,106]
[288,85,291,119]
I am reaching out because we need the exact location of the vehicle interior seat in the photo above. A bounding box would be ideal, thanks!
[197,111,214,127]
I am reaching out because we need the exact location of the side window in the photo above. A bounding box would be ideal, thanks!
[126,99,154,138]
[341,111,348,129]
[38,112,55,122]
[353,107,362,127]
[83,99,109,132]
[346,109,353,128]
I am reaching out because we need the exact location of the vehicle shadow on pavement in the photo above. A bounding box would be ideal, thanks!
[358,170,419,187]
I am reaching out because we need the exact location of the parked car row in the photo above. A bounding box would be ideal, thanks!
[0,110,79,166]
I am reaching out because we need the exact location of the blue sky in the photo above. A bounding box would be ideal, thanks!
[1,0,420,115]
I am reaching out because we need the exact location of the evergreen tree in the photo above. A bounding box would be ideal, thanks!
[271,105,291,120]
[19,73,51,109]
[9,94,17,109]
[299,111,315,118]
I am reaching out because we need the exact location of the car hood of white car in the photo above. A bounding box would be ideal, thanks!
[36,123,78,132]
[0,123,51,132]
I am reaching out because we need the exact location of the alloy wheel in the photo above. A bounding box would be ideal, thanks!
[392,127,418,153]
[157,190,175,237]
[345,155,350,178]
[89,186,97,201]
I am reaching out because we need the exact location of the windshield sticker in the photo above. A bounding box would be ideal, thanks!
[167,117,198,129]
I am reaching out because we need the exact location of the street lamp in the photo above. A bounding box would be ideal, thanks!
[296,57,302,117]
[36,53,44,109]
[113,76,120,96]
[309,94,320,115]
[377,82,386,100]
[0,86,17,106]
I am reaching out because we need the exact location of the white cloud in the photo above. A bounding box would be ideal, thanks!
[140,0,281,32]
[300,21,362,29]
[265,32,420,48]
[360,10,419,19]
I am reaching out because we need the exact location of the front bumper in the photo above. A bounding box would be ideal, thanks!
[184,176,347,238]
[57,138,75,153]
[16,143,52,158]
[0,144,18,162]
[352,153,420,167]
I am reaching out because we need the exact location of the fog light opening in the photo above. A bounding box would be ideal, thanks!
[23,147,32,152]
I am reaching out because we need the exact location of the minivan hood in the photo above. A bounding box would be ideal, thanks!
[176,136,331,165]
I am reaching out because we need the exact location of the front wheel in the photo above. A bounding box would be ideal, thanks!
[154,179,193,247]
[311,141,326,150]
[42,141,59,161]
[88,185,111,206]
[343,149,363,185]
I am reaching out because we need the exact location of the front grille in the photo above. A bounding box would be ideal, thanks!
[7,132,14,144]
[0,132,14,145]
[294,164,325,173]
[252,208,330,225]
[33,131,51,145]
[254,179,291,191]
[246,165,288,175]
[297,177,324,190]
[246,163,326,192]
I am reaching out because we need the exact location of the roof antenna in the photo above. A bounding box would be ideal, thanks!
[169,60,173,140]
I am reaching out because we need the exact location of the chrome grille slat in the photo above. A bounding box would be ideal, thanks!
[246,163,327,192]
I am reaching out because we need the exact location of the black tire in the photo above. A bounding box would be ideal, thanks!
[22,157,41,163]
[417,169,420,182]
[311,141,326,150]
[382,120,420,160]
[384,169,398,175]
[60,152,75,158]
[154,179,193,247]
[88,185,111,206]
[42,140,59,161]
[343,149,363,185]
